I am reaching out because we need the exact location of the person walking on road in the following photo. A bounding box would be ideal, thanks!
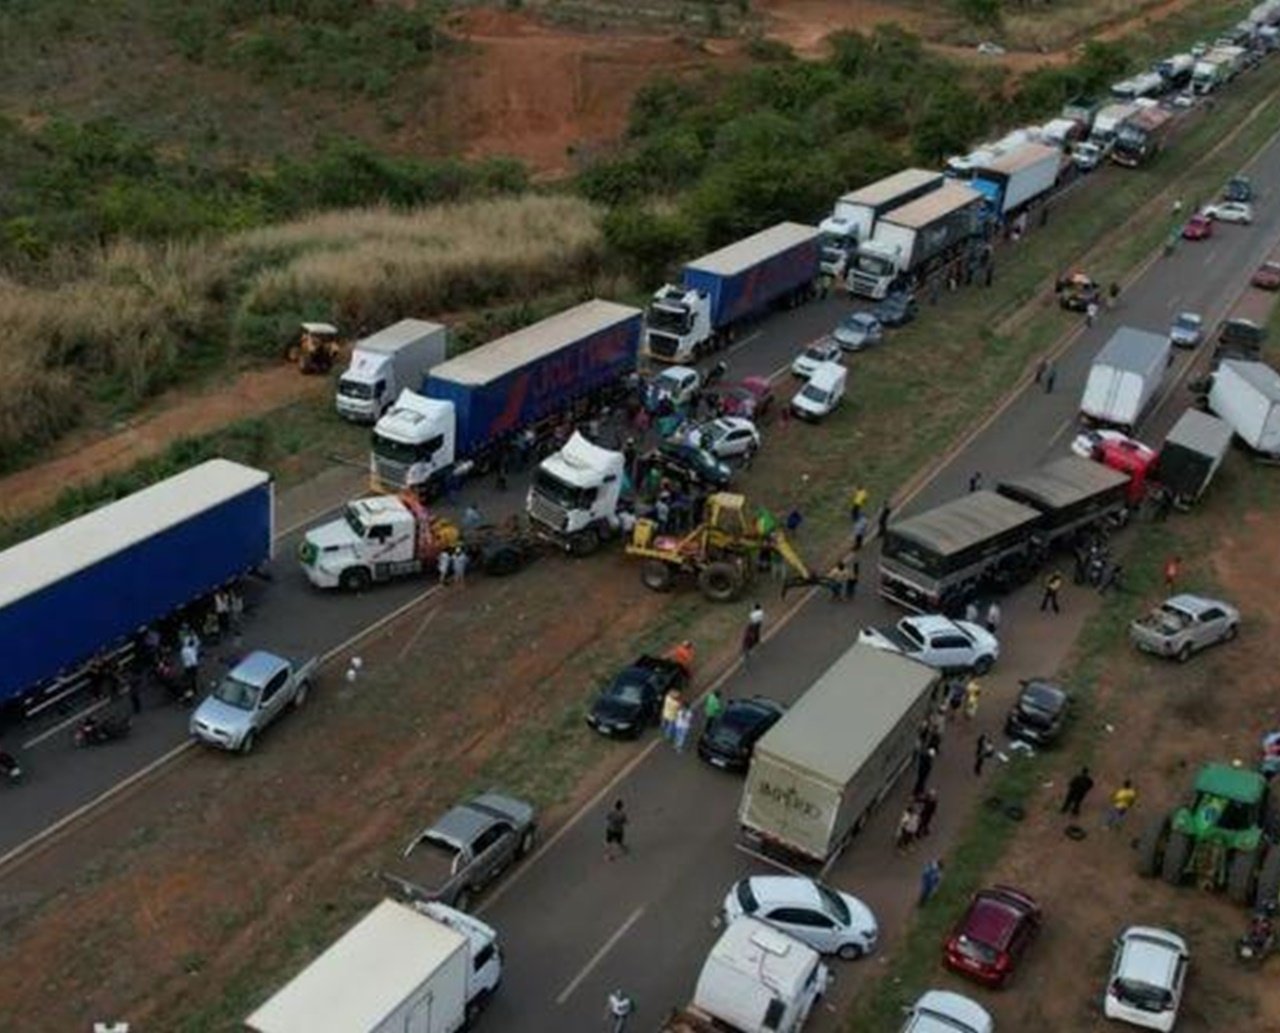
[964,678,982,722]
[850,486,869,523]
[673,705,693,753]
[437,549,452,586]
[605,800,629,860]
[843,559,859,600]
[919,859,944,906]
[1105,779,1138,829]
[913,747,936,796]
[895,803,921,851]
[1164,554,1181,592]
[985,600,1001,635]
[1043,361,1056,394]
[1108,281,1121,309]
[179,634,200,704]
[452,546,469,586]
[968,471,983,493]
[660,688,683,742]
[877,501,892,539]
[703,687,724,725]
[607,989,635,1032]
[852,512,869,552]
[1061,767,1095,816]
[917,789,939,837]
[947,677,966,719]
[974,733,994,776]
[1086,300,1099,327]
[742,603,764,663]
[1040,570,1064,613]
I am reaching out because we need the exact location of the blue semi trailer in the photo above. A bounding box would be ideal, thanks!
[645,222,821,363]
[0,459,273,716]
[369,299,643,495]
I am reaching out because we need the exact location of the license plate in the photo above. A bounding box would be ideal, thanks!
[709,757,728,769]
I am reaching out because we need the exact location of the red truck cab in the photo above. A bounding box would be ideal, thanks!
[1094,438,1158,504]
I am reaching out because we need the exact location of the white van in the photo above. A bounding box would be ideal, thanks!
[791,362,847,421]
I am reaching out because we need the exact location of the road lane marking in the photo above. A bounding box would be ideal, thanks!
[22,697,112,749]
[721,330,763,362]
[555,906,646,1005]
[395,605,442,662]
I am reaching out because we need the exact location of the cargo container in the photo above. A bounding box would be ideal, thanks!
[1080,327,1172,430]
[1112,107,1173,167]
[336,320,449,423]
[370,300,641,495]
[0,459,272,714]
[996,456,1131,544]
[739,643,940,863]
[1156,409,1234,506]
[1090,102,1140,150]
[1157,54,1196,89]
[969,142,1061,219]
[1208,360,1280,457]
[646,223,820,362]
[817,169,944,277]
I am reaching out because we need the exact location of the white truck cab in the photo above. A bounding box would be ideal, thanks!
[336,320,448,423]
[300,496,420,590]
[527,432,624,555]
[371,390,459,495]
[646,285,713,364]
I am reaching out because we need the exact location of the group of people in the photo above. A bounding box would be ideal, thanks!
[436,544,472,586]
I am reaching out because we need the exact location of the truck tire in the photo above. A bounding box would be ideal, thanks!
[1229,848,1261,904]
[1137,816,1168,877]
[1256,845,1280,908]
[340,567,372,593]
[699,561,743,603]
[642,560,675,592]
[292,681,310,709]
[1160,829,1191,885]
[464,989,491,1028]
[568,527,600,557]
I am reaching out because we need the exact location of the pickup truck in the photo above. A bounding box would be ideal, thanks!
[382,793,537,911]
[190,650,317,753]
[858,615,999,674]
[1129,594,1240,662]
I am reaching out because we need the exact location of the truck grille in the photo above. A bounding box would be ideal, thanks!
[647,334,680,359]
[528,493,568,531]
[373,457,411,490]
[848,271,880,297]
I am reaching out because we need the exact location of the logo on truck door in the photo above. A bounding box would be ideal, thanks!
[756,780,821,819]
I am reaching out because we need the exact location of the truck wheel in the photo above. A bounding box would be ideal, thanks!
[1229,848,1261,904]
[1137,816,1168,877]
[568,527,600,557]
[642,561,675,592]
[340,567,372,593]
[1161,829,1191,885]
[465,990,491,1027]
[239,730,257,755]
[518,827,536,858]
[1256,845,1280,907]
[292,681,310,709]
[699,561,743,603]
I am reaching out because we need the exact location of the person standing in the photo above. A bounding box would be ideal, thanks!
[1060,767,1095,816]
[913,747,936,796]
[845,559,860,600]
[229,588,245,639]
[917,789,939,837]
[852,512,869,552]
[968,471,983,493]
[947,677,966,719]
[213,589,231,638]
[673,705,693,753]
[919,858,944,906]
[1086,300,1099,327]
[1164,555,1181,592]
[703,688,724,726]
[1044,361,1057,394]
[179,634,200,704]
[605,800,629,860]
[895,803,921,851]
[964,600,980,625]
[1108,281,1120,309]
[660,688,682,742]
[607,989,635,1032]
[452,546,469,586]
[964,678,982,722]
[127,675,143,715]
[742,603,764,663]
[437,549,452,587]
[1040,570,1063,613]
[985,600,1001,635]
[666,640,695,676]
[463,503,484,531]
[850,486,869,523]
[974,733,994,776]
[1105,779,1138,829]
[877,501,892,539]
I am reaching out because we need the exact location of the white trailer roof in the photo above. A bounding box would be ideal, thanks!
[982,141,1060,175]
[1221,359,1280,399]
[689,222,819,277]
[1094,327,1169,374]
[0,459,268,611]
[839,169,940,207]
[429,299,640,386]
[355,319,446,355]
[883,183,983,230]
[246,900,467,1033]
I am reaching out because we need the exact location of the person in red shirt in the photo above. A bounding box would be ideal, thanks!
[666,640,695,676]
[1164,555,1181,591]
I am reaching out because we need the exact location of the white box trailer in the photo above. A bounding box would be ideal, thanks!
[1209,360,1280,457]
[1080,327,1171,431]
[818,169,944,275]
[337,319,449,422]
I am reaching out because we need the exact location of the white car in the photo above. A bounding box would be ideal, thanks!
[1104,926,1188,1031]
[1171,91,1196,109]
[723,876,878,960]
[1070,428,1155,462]
[1203,201,1254,224]
[976,41,1006,56]
[648,366,701,409]
[859,615,999,673]
[695,416,760,459]
[1072,141,1104,171]
[900,990,993,1033]
[1169,311,1203,348]
[791,339,843,378]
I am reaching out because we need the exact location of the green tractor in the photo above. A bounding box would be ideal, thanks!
[1138,762,1280,906]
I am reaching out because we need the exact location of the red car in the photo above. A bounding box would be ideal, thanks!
[943,885,1041,987]
[1252,261,1280,291]
[1182,214,1213,240]
[712,376,775,421]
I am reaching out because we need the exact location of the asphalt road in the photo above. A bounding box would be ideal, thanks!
[472,129,1280,1030]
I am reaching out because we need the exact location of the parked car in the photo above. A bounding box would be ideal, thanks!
[713,376,774,420]
[1182,213,1213,240]
[975,41,1006,56]
[723,876,879,960]
[1252,261,1280,291]
[899,990,993,1033]
[1216,317,1266,362]
[1072,141,1104,171]
[1224,175,1254,202]
[1170,91,1196,110]
[791,339,843,378]
[189,650,317,754]
[381,792,536,910]
[585,655,688,738]
[833,311,885,351]
[1129,594,1240,662]
[859,615,999,674]
[943,885,1042,987]
[1169,311,1204,348]
[653,441,732,488]
[647,366,701,410]
[1059,272,1101,311]
[874,291,918,328]
[695,416,760,460]
[1004,679,1072,747]
[1104,926,1189,1031]
[1203,201,1254,224]
[697,695,785,771]
[1071,428,1155,461]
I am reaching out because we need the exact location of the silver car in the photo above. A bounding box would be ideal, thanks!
[833,312,884,351]
[1169,312,1203,348]
[1129,594,1240,662]
[190,650,317,753]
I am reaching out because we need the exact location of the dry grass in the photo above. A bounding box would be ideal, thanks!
[1000,0,1202,51]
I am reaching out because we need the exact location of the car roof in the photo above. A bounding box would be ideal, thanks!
[845,311,879,325]
[910,990,993,1033]
[429,794,529,842]
[745,875,823,909]
[1163,593,1223,614]
[230,650,290,686]
[1118,927,1186,986]
[709,416,752,432]
[905,615,961,636]
[964,888,1035,946]
[1175,311,1201,323]
[1021,679,1067,703]
[721,697,782,726]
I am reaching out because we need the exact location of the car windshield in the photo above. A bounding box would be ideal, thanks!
[701,424,729,446]
[815,882,851,924]
[337,379,373,399]
[1114,977,1173,1010]
[899,622,927,651]
[803,346,828,361]
[343,505,368,536]
[1175,314,1201,331]
[606,679,645,705]
[955,934,999,964]
[213,676,260,710]
[533,469,595,509]
[736,880,759,914]
[800,385,829,404]
[1021,684,1062,711]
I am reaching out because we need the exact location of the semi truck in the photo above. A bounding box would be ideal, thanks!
[1193,54,1231,93]
[370,300,641,496]
[996,456,1131,544]
[1156,409,1234,507]
[1080,327,1172,431]
[1110,71,1166,100]
[645,222,820,363]
[336,320,449,423]
[525,432,626,555]
[1089,102,1139,152]
[245,899,501,1033]
[1061,96,1101,131]
[1112,107,1174,168]
[847,183,985,299]
[969,141,1060,220]
[739,642,941,863]
[817,169,944,278]
[1208,359,1280,458]
[0,459,272,718]
[1157,54,1196,89]
[662,919,831,1033]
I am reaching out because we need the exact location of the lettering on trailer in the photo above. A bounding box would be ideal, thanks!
[756,779,822,820]
[725,241,819,322]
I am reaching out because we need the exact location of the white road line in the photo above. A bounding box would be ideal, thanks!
[396,606,442,663]
[22,697,112,749]
[555,906,646,1005]
[735,843,807,877]
[318,585,441,665]
[721,330,763,361]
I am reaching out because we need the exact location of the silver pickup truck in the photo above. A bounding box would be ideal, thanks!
[190,650,317,753]
[1129,594,1240,662]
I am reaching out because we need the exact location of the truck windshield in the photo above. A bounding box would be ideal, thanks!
[815,883,851,924]
[648,304,691,334]
[533,469,598,509]
[820,231,851,253]
[1113,978,1172,1010]
[343,505,368,537]
[853,252,894,277]
[372,433,442,464]
[337,379,373,400]
[213,676,260,711]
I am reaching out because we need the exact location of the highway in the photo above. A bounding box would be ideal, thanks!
[473,124,1280,1030]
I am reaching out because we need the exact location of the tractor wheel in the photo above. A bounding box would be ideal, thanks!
[699,561,744,603]
[1229,848,1261,905]
[642,560,675,592]
[1161,829,1192,886]
[1137,816,1169,877]
[1255,845,1280,908]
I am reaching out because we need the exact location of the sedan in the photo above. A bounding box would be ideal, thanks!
[873,291,918,328]
[1204,201,1254,224]
[585,655,687,738]
[833,312,884,351]
[653,441,732,488]
[1070,428,1156,462]
[724,875,879,960]
[1104,926,1188,1031]
[1181,213,1213,240]
[1224,175,1253,202]
[713,377,774,420]
[943,885,1041,987]
[791,339,843,378]
[1252,261,1280,291]
[899,991,993,1033]
[697,696,785,771]
[1004,679,1071,747]
[695,416,759,460]
[1168,311,1203,348]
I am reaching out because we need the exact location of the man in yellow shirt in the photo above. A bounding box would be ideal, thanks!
[1105,779,1138,828]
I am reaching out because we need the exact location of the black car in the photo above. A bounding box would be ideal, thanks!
[697,696,786,771]
[650,442,733,488]
[1003,679,1071,747]
[1225,175,1253,203]
[872,291,918,328]
[586,656,687,739]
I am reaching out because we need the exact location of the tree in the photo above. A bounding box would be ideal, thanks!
[953,0,1002,29]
